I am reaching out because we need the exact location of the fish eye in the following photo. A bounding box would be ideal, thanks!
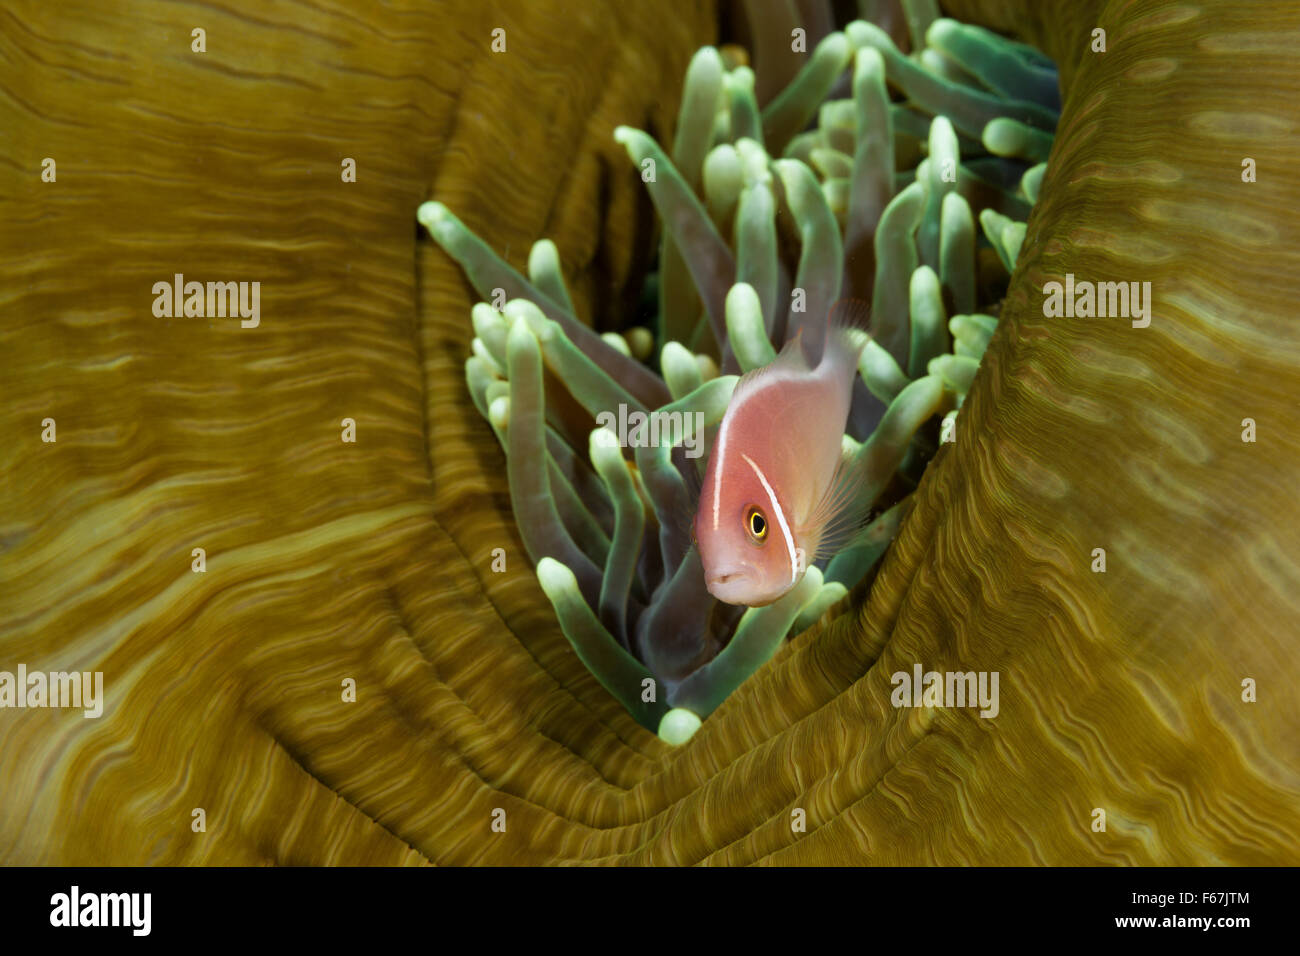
[744,505,768,543]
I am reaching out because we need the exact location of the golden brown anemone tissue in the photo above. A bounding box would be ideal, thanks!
[0,0,1297,864]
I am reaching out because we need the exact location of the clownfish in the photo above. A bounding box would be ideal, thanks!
[694,302,870,607]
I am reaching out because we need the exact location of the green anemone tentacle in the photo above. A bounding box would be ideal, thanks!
[421,7,1057,736]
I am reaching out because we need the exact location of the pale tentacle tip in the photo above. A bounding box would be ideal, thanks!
[488,396,511,429]
[657,707,703,746]
[416,201,447,228]
[535,556,575,597]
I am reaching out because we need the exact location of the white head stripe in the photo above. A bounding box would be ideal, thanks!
[711,413,731,531]
[740,453,800,584]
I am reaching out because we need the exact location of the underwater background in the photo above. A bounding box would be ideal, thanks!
[0,0,1297,864]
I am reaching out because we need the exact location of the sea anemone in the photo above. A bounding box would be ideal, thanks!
[418,7,1058,740]
[8,0,1297,867]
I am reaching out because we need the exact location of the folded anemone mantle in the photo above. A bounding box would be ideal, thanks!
[0,0,1296,865]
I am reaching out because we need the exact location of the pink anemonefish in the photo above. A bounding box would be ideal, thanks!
[693,301,872,607]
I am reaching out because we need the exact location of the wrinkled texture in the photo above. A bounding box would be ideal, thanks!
[1,0,1297,864]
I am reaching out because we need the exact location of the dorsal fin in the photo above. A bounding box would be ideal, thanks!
[730,327,814,405]
[824,298,873,365]
[789,298,873,368]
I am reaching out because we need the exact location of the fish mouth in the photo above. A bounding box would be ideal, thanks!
[704,566,766,606]
[707,569,745,586]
